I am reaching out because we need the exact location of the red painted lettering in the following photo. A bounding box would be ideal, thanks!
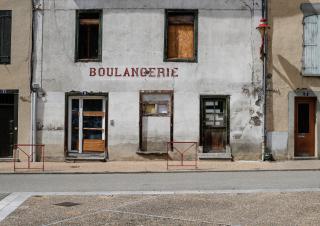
[131,68,139,77]
[98,68,105,76]
[140,68,147,77]
[148,68,156,77]
[106,68,114,76]
[115,67,121,77]
[123,68,130,77]
[90,68,96,76]
[157,68,165,77]
[171,68,178,77]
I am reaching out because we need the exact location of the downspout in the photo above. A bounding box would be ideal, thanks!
[31,0,43,162]
[31,1,36,162]
[262,0,269,161]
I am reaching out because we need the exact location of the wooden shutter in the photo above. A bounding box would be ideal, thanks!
[303,15,319,75]
[167,14,195,60]
[0,11,11,64]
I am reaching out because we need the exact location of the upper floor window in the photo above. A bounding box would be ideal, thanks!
[75,10,102,62]
[164,10,198,62]
[0,10,12,64]
[302,15,320,75]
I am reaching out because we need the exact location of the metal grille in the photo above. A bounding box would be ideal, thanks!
[54,202,81,207]
[0,94,14,105]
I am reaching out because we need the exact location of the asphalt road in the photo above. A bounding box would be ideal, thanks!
[1,171,320,192]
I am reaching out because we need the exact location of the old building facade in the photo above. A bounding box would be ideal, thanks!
[33,0,264,161]
[267,0,320,160]
[0,0,32,160]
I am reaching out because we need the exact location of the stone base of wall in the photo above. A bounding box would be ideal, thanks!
[267,131,288,160]
[231,142,262,160]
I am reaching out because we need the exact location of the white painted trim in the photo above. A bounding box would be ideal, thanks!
[67,96,107,154]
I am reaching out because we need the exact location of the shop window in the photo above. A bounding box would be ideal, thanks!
[142,94,171,116]
[0,10,12,64]
[75,10,102,62]
[164,10,198,62]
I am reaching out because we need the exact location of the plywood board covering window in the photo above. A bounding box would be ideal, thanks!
[165,10,197,62]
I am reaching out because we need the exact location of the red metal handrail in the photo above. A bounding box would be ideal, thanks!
[167,141,198,170]
[13,144,45,172]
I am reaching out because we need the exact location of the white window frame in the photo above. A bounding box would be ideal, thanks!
[68,96,106,153]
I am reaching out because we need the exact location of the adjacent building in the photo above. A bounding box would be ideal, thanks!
[267,0,320,160]
[0,0,32,160]
[32,0,264,161]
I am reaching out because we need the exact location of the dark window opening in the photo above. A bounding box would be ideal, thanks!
[76,10,102,62]
[165,10,197,62]
[0,10,12,64]
[298,103,309,133]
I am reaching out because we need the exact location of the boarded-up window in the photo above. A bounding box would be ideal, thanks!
[165,10,197,62]
[0,11,12,64]
[76,10,102,61]
[302,15,320,75]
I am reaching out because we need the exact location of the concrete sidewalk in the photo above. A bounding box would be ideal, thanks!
[0,160,320,173]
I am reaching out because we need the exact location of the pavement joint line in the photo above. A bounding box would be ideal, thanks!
[43,196,213,226]
[43,195,159,226]
[0,192,31,222]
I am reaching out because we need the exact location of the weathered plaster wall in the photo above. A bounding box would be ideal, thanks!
[0,0,32,148]
[268,0,320,159]
[35,0,263,160]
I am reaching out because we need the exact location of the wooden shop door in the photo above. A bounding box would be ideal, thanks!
[294,97,316,157]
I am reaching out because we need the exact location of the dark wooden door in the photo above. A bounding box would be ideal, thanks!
[294,97,316,157]
[0,95,14,157]
[201,97,227,153]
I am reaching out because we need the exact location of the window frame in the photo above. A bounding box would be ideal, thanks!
[164,9,198,63]
[75,9,103,63]
[0,10,12,65]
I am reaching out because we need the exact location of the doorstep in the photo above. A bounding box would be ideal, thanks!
[293,156,319,160]
[0,158,14,162]
[198,152,232,160]
[66,152,106,162]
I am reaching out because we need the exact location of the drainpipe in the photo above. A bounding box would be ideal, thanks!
[261,0,269,161]
[31,1,37,162]
[31,0,43,162]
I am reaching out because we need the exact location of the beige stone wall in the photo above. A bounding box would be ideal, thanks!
[0,0,32,145]
[268,0,320,132]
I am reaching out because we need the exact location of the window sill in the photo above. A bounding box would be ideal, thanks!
[75,59,101,63]
[164,57,197,63]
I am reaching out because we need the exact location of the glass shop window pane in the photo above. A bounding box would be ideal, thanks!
[144,104,156,114]
[83,99,103,111]
[83,116,102,128]
[83,130,102,139]
[158,104,168,114]
[71,99,79,150]
[298,103,309,133]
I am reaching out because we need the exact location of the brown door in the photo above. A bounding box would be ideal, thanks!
[294,97,316,157]
[201,97,228,153]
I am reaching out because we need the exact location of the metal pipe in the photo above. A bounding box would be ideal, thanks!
[31,92,37,162]
[261,0,269,161]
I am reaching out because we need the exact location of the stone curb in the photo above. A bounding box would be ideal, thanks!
[0,168,320,174]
